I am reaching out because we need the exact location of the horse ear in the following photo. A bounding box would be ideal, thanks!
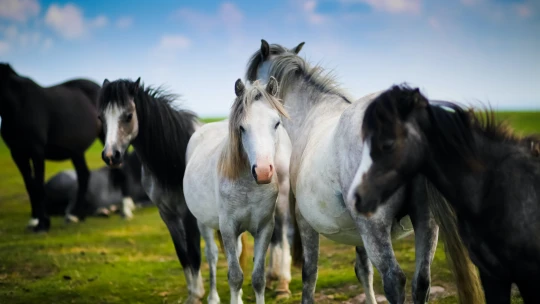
[266,76,279,97]
[292,42,305,54]
[102,79,110,87]
[132,77,141,95]
[413,88,428,108]
[234,79,245,97]
[260,39,270,60]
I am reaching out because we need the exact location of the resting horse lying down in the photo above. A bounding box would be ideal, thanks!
[44,151,151,220]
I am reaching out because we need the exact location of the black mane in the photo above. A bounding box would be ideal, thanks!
[364,85,539,166]
[99,79,198,191]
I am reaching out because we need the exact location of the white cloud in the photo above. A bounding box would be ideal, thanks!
[44,3,108,39]
[0,24,50,52]
[302,0,327,25]
[91,15,108,28]
[43,38,53,50]
[340,0,421,14]
[173,2,244,32]
[0,40,10,55]
[155,35,191,52]
[0,0,40,22]
[116,16,134,29]
[515,4,533,18]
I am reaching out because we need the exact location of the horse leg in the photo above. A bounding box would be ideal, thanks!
[158,200,204,304]
[266,205,292,298]
[67,153,91,222]
[219,221,244,304]
[354,245,377,304]
[479,270,511,304]
[252,219,275,304]
[198,222,220,304]
[29,155,49,232]
[360,222,406,304]
[409,179,439,304]
[11,153,38,227]
[296,208,320,304]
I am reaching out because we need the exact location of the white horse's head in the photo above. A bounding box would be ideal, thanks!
[246,39,305,84]
[220,77,288,184]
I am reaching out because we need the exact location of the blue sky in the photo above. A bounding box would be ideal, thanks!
[0,0,539,117]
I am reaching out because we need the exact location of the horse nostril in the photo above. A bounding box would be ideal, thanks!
[269,164,273,172]
[251,165,257,180]
[355,193,362,207]
[113,150,121,160]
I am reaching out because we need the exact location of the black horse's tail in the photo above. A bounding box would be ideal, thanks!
[289,188,303,268]
[425,180,484,304]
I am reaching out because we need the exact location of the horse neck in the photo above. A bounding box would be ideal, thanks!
[280,79,350,144]
[421,131,514,217]
[130,95,194,189]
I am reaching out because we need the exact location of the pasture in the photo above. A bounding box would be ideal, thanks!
[0,112,538,304]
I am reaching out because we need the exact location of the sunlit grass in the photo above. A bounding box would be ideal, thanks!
[1,113,538,303]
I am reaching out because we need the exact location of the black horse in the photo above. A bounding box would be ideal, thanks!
[98,78,204,302]
[0,63,105,232]
[44,151,151,218]
[352,85,540,303]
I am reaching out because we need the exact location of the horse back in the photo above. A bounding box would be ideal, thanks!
[58,79,101,107]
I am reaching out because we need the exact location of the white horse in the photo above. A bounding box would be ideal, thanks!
[183,77,292,304]
[246,40,439,304]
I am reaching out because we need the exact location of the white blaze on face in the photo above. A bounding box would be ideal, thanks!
[347,139,373,206]
[241,100,279,183]
[103,104,122,148]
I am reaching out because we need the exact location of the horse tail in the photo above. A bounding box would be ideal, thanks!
[216,230,248,273]
[425,180,484,304]
[289,189,303,268]
[239,233,248,272]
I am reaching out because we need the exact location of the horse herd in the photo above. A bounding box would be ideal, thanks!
[1,39,539,304]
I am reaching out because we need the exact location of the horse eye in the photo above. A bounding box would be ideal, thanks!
[125,113,133,123]
[381,140,395,151]
[239,126,245,133]
[274,121,280,129]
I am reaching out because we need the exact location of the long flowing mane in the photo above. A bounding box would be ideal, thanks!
[219,80,288,180]
[364,85,540,165]
[99,79,198,190]
[245,43,353,104]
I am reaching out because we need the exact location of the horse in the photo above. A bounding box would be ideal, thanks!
[0,63,107,232]
[246,40,440,304]
[350,85,540,303]
[183,77,291,304]
[98,77,206,303]
[44,151,151,219]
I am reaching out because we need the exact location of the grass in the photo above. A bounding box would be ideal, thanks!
[1,113,539,304]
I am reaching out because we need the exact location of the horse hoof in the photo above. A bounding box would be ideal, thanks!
[185,296,203,304]
[96,208,110,217]
[27,218,39,228]
[32,218,50,233]
[275,291,291,300]
[65,214,80,223]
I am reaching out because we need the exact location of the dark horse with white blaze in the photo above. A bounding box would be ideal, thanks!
[351,85,540,303]
[98,78,204,303]
[0,63,109,232]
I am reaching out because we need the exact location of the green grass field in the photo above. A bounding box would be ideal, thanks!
[1,113,538,304]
